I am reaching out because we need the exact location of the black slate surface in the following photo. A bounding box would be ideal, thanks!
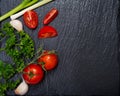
[0,0,119,96]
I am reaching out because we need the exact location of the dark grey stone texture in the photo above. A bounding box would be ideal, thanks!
[0,0,119,96]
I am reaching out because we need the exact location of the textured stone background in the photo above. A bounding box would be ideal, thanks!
[0,0,119,95]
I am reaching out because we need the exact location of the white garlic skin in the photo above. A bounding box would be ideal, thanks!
[10,20,23,31]
[14,79,29,95]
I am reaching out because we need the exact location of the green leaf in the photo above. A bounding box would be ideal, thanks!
[8,79,20,90]
[0,21,35,94]
[19,31,34,59]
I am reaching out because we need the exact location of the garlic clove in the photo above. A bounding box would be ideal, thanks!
[10,19,23,31]
[14,79,29,95]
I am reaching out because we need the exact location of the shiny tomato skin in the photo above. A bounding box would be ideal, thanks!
[38,26,58,38]
[43,8,58,25]
[22,64,44,84]
[38,53,58,71]
[23,10,38,29]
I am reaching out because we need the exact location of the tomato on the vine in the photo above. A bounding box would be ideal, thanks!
[23,10,38,29]
[37,51,58,71]
[22,64,44,84]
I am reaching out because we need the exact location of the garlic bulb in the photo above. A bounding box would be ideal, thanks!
[10,20,23,31]
[14,79,29,95]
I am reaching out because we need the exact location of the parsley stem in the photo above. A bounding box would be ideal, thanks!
[28,46,43,65]
[0,48,5,52]
[0,36,6,42]
[15,44,21,46]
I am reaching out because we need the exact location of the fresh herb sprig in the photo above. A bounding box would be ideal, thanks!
[0,60,20,96]
[0,22,35,95]
[1,22,34,72]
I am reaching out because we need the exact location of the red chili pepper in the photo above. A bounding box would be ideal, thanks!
[43,8,58,25]
[38,26,58,38]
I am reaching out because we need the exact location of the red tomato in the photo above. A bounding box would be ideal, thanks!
[38,52,58,71]
[22,64,44,84]
[43,8,58,25]
[38,26,58,38]
[23,10,38,29]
